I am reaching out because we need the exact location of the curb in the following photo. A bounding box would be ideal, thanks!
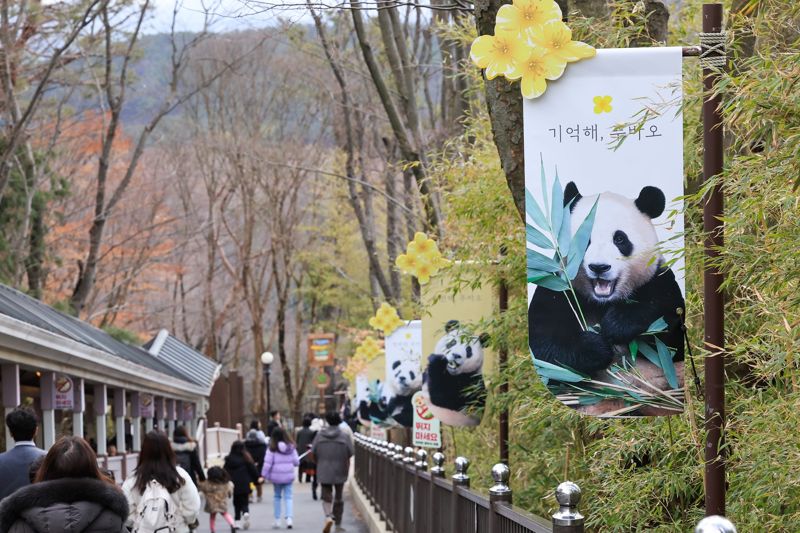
[348,479,391,533]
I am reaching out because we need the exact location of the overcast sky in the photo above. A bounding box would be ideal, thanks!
[147,0,310,33]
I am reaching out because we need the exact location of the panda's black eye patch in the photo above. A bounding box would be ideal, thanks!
[466,346,473,358]
[613,230,633,256]
[409,371,415,380]
[392,361,401,369]
[446,340,457,349]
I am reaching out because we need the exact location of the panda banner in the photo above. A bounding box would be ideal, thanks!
[383,320,423,427]
[421,273,493,426]
[525,47,685,418]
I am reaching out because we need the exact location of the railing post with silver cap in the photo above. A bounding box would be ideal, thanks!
[552,481,584,533]
[488,463,513,533]
[695,516,737,533]
[413,449,427,533]
[428,451,443,532]
[430,451,446,477]
[451,457,470,532]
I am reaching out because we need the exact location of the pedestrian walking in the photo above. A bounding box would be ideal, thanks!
[244,421,267,502]
[0,406,46,500]
[266,411,282,439]
[262,427,299,529]
[311,412,354,533]
[172,425,206,486]
[223,441,262,530]
[198,466,237,532]
[122,431,201,533]
[295,416,318,500]
[0,435,128,532]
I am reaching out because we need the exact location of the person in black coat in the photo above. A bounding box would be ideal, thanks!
[172,426,206,486]
[295,416,318,499]
[223,441,263,527]
[0,436,128,533]
[244,421,267,502]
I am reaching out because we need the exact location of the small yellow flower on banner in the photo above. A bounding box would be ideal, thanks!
[355,336,383,361]
[593,95,613,114]
[369,302,405,336]
[470,0,595,99]
[395,232,450,284]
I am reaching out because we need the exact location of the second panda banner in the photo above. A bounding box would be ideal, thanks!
[525,47,685,417]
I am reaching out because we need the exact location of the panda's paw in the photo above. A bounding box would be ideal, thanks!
[575,331,615,373]
[599,307,649,344]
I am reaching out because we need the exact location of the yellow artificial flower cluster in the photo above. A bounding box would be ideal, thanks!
[355,336,384,360]
[369,302,405,336]
[470,0,596,99]
[395,232,450,285]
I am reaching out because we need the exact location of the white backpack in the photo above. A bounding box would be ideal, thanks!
[134,479,179,533]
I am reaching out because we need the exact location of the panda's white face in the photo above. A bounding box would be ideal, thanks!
[572,192,661,303]
[389,359,422,396]
[433,328,485,375]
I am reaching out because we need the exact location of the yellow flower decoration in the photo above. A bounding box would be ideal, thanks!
[395,232,450,285]
[369,302,405,336]
[470,33,525,80]
[511,46,567,99]
[470,0,595,100]
[496,0,562,38]
[593,95,613,114]
[355,336,383,361]
[531,21,596,63]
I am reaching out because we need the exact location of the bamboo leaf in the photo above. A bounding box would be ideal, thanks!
[526,248,560,273]
[566,198,599,280]
[540,155,550,216]
[646,317,669,333]
[528,274,570,291]
[525,187,549,230]
[532,353,588,383]
[655,337,679,389]
[526,223,553,249]
[637,341,661,368]
[551,171,565,245]
[628,339,638,361]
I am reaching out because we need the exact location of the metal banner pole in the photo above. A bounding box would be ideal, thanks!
[701,2,726,517]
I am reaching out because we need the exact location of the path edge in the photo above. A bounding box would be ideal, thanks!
[348,479,391,533]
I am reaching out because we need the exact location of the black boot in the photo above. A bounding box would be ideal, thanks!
[312,482,318,500]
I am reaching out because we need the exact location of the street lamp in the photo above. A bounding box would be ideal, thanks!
[260,352,274,421]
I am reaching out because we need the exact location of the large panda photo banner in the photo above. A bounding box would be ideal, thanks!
[525,47,685,418]
[383,320,423,427]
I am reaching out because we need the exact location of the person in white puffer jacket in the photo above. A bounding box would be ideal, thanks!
[122,431,201,533]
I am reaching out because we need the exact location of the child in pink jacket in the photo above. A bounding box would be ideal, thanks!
[261,428,299,529]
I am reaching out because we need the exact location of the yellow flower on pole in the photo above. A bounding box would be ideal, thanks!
[395,232,449,285]
[355,336,383,361]
[470,33,525,80]
[495,0,562,38]
[511,46,567,99]
[531,20,596,63]
[369,302,405,336]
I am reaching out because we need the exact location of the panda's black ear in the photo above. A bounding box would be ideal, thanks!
[564,181,581,211]
[635,186,666,219]
[478,333,490,346]
[444,320,460,333]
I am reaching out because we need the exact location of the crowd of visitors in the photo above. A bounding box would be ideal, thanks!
[0,405,358,532]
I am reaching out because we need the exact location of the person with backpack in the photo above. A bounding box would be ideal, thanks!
[172,425,206,486]
[0,436,128,533]
[261,428,299,529]
[122,431,201,533]
[311,412,354,533]
[198,467,237,532]
[243,421,267,503]
[223,441,262,530]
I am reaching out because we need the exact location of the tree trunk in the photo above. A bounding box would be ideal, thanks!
[474,0,525,222]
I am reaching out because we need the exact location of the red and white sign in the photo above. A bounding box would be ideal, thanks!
[54,375,74,410]
[412,391,441,448]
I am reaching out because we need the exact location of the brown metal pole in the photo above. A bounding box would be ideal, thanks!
[702,2,726,518]
[498,252,509,465]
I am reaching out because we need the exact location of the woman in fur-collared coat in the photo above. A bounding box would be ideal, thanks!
[0,436,129,533]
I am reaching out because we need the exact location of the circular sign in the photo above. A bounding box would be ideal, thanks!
[56,376,72,394]
[315,372,331,389]
[413,392,434,421]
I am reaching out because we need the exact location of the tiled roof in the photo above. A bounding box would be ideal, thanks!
[0,284,194,384]
[144,330,220,391]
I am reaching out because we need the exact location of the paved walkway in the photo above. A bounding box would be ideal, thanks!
[195,479,369,533]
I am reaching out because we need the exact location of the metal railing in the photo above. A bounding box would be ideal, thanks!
[354,434,737,533]
[353,433,580,533]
